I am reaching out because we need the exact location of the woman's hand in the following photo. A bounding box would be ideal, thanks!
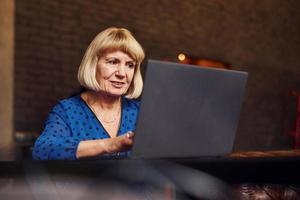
[76,132,135,159]
[103,131,135,153]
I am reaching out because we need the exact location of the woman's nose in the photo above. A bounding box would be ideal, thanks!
[116,65,126,77]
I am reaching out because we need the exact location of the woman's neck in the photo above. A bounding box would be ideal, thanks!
[82,90,121,110]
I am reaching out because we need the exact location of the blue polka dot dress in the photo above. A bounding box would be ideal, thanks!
[32,95,140,160]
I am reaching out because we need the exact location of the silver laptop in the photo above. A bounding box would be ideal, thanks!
[131,59,248,159]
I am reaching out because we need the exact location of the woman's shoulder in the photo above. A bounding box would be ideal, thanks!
[52,95,83,112]
[59,95,82,105]
[123,97,141,111]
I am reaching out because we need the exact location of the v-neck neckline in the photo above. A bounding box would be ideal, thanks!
[78,95,124,138]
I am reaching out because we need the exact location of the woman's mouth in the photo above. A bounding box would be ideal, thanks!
[111,81,125,88]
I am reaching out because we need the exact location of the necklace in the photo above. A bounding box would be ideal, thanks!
[87,101,121,124]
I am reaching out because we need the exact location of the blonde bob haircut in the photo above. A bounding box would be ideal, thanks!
[78,27,145,99]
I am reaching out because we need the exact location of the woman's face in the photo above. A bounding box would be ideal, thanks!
[96,50,136,97]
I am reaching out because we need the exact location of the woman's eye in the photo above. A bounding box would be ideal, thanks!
[127,62,135,69]
[107,59,118,64]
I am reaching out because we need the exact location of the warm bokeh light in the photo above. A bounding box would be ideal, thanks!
[178,53,186,61]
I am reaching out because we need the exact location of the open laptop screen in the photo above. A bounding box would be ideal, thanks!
[132,60,248,159]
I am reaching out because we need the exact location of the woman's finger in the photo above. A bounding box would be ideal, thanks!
[126,131,135,139]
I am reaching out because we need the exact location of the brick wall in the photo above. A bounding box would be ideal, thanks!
[15,0,300,151]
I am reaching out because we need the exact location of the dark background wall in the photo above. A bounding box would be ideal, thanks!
[14,0,300,151]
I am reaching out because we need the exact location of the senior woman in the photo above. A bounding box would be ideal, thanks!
[32,27,145,160]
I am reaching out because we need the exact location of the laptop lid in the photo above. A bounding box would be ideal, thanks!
[131,59,248,159]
